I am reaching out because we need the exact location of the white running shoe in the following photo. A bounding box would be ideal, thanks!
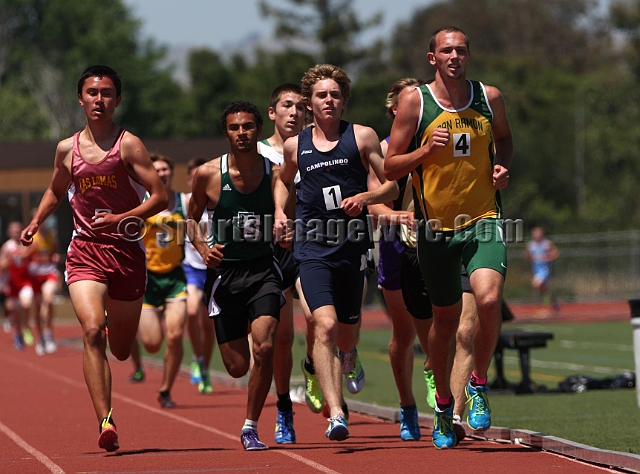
[346,354,365,394]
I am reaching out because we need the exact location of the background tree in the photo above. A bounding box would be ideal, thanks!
[384,0,640,231]
[184,48,237,137]
[0,0,187,140]
[259,0,382,70]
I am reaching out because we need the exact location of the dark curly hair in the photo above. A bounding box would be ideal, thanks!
[220,101,263,132]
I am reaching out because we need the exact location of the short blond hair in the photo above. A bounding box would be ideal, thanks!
[385,78,424,118]
[301,64,351,106]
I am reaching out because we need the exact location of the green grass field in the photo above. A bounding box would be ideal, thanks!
[171,318,639,454]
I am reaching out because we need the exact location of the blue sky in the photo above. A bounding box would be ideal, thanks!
[122,0,434,51]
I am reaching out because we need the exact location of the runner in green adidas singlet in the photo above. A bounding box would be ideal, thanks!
[187,101,282,451]
[385,27,513,449]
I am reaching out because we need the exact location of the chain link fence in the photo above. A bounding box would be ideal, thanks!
[505,230,640,301]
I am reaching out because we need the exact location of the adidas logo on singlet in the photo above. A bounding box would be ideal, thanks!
[300,150,312,155]
[222,184,232,191]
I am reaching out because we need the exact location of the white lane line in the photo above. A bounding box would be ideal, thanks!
[1,353,341,474]
[278,450,342,474]
[110,393,341,474]
[0,419,66,474]
[501,355,630,375]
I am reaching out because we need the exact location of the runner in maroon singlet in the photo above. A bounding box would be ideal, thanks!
[21,65,168,453]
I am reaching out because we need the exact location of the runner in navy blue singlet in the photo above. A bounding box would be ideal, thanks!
[274,64,399,441]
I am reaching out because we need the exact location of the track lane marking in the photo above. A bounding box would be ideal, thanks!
[1,353,341,474]
[0,419,66,474]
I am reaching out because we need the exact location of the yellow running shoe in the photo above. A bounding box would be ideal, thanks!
[301,359,324,413]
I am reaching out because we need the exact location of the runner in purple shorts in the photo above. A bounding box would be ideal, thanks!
[369,78,432,442]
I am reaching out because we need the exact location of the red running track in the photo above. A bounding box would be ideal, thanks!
[319,299,633,332]
[0,323,616,474]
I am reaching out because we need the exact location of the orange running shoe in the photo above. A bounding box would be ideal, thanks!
[97,408,119,452]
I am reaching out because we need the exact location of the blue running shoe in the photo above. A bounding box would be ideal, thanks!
[399,405,421,441]
[241,429,267,450]
[432,403,456,449]
[325,414,349,441]
[274,409,296,444]
[465,381,491,430]
[13,333,25,351]
[190,360,202,385]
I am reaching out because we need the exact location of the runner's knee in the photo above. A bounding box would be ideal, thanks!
[314,315,337,342]
[83,324,106,349]
[224,358,250,378]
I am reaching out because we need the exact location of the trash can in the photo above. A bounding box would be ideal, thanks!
[630,299,640,408]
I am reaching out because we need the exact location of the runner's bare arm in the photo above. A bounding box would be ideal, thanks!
[0,242,11,269]
[385,87,449,181]
[341,126,399,217]
[21,138,74,246]
[187,159,224,268]
[486,86,513,190]
[367,169,413,229]
[274,136,299,243]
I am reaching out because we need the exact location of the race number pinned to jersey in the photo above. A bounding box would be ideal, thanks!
[453,132,471,157]
[156,230,170,248]
[323,185,343,211]
[237,212,261,240]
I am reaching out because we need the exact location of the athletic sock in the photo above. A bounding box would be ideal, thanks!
[277,392,293,412]
[242,419,258,432]
[435,393,453,410]
[304,354,315,374]
[470,372,487,387]
[342,403,349,420]
[99,410,115,433]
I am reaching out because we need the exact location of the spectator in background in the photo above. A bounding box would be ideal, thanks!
[525,226,560,308]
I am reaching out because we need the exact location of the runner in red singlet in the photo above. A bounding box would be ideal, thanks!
[0,221,33,351]
[21,65,168,453]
